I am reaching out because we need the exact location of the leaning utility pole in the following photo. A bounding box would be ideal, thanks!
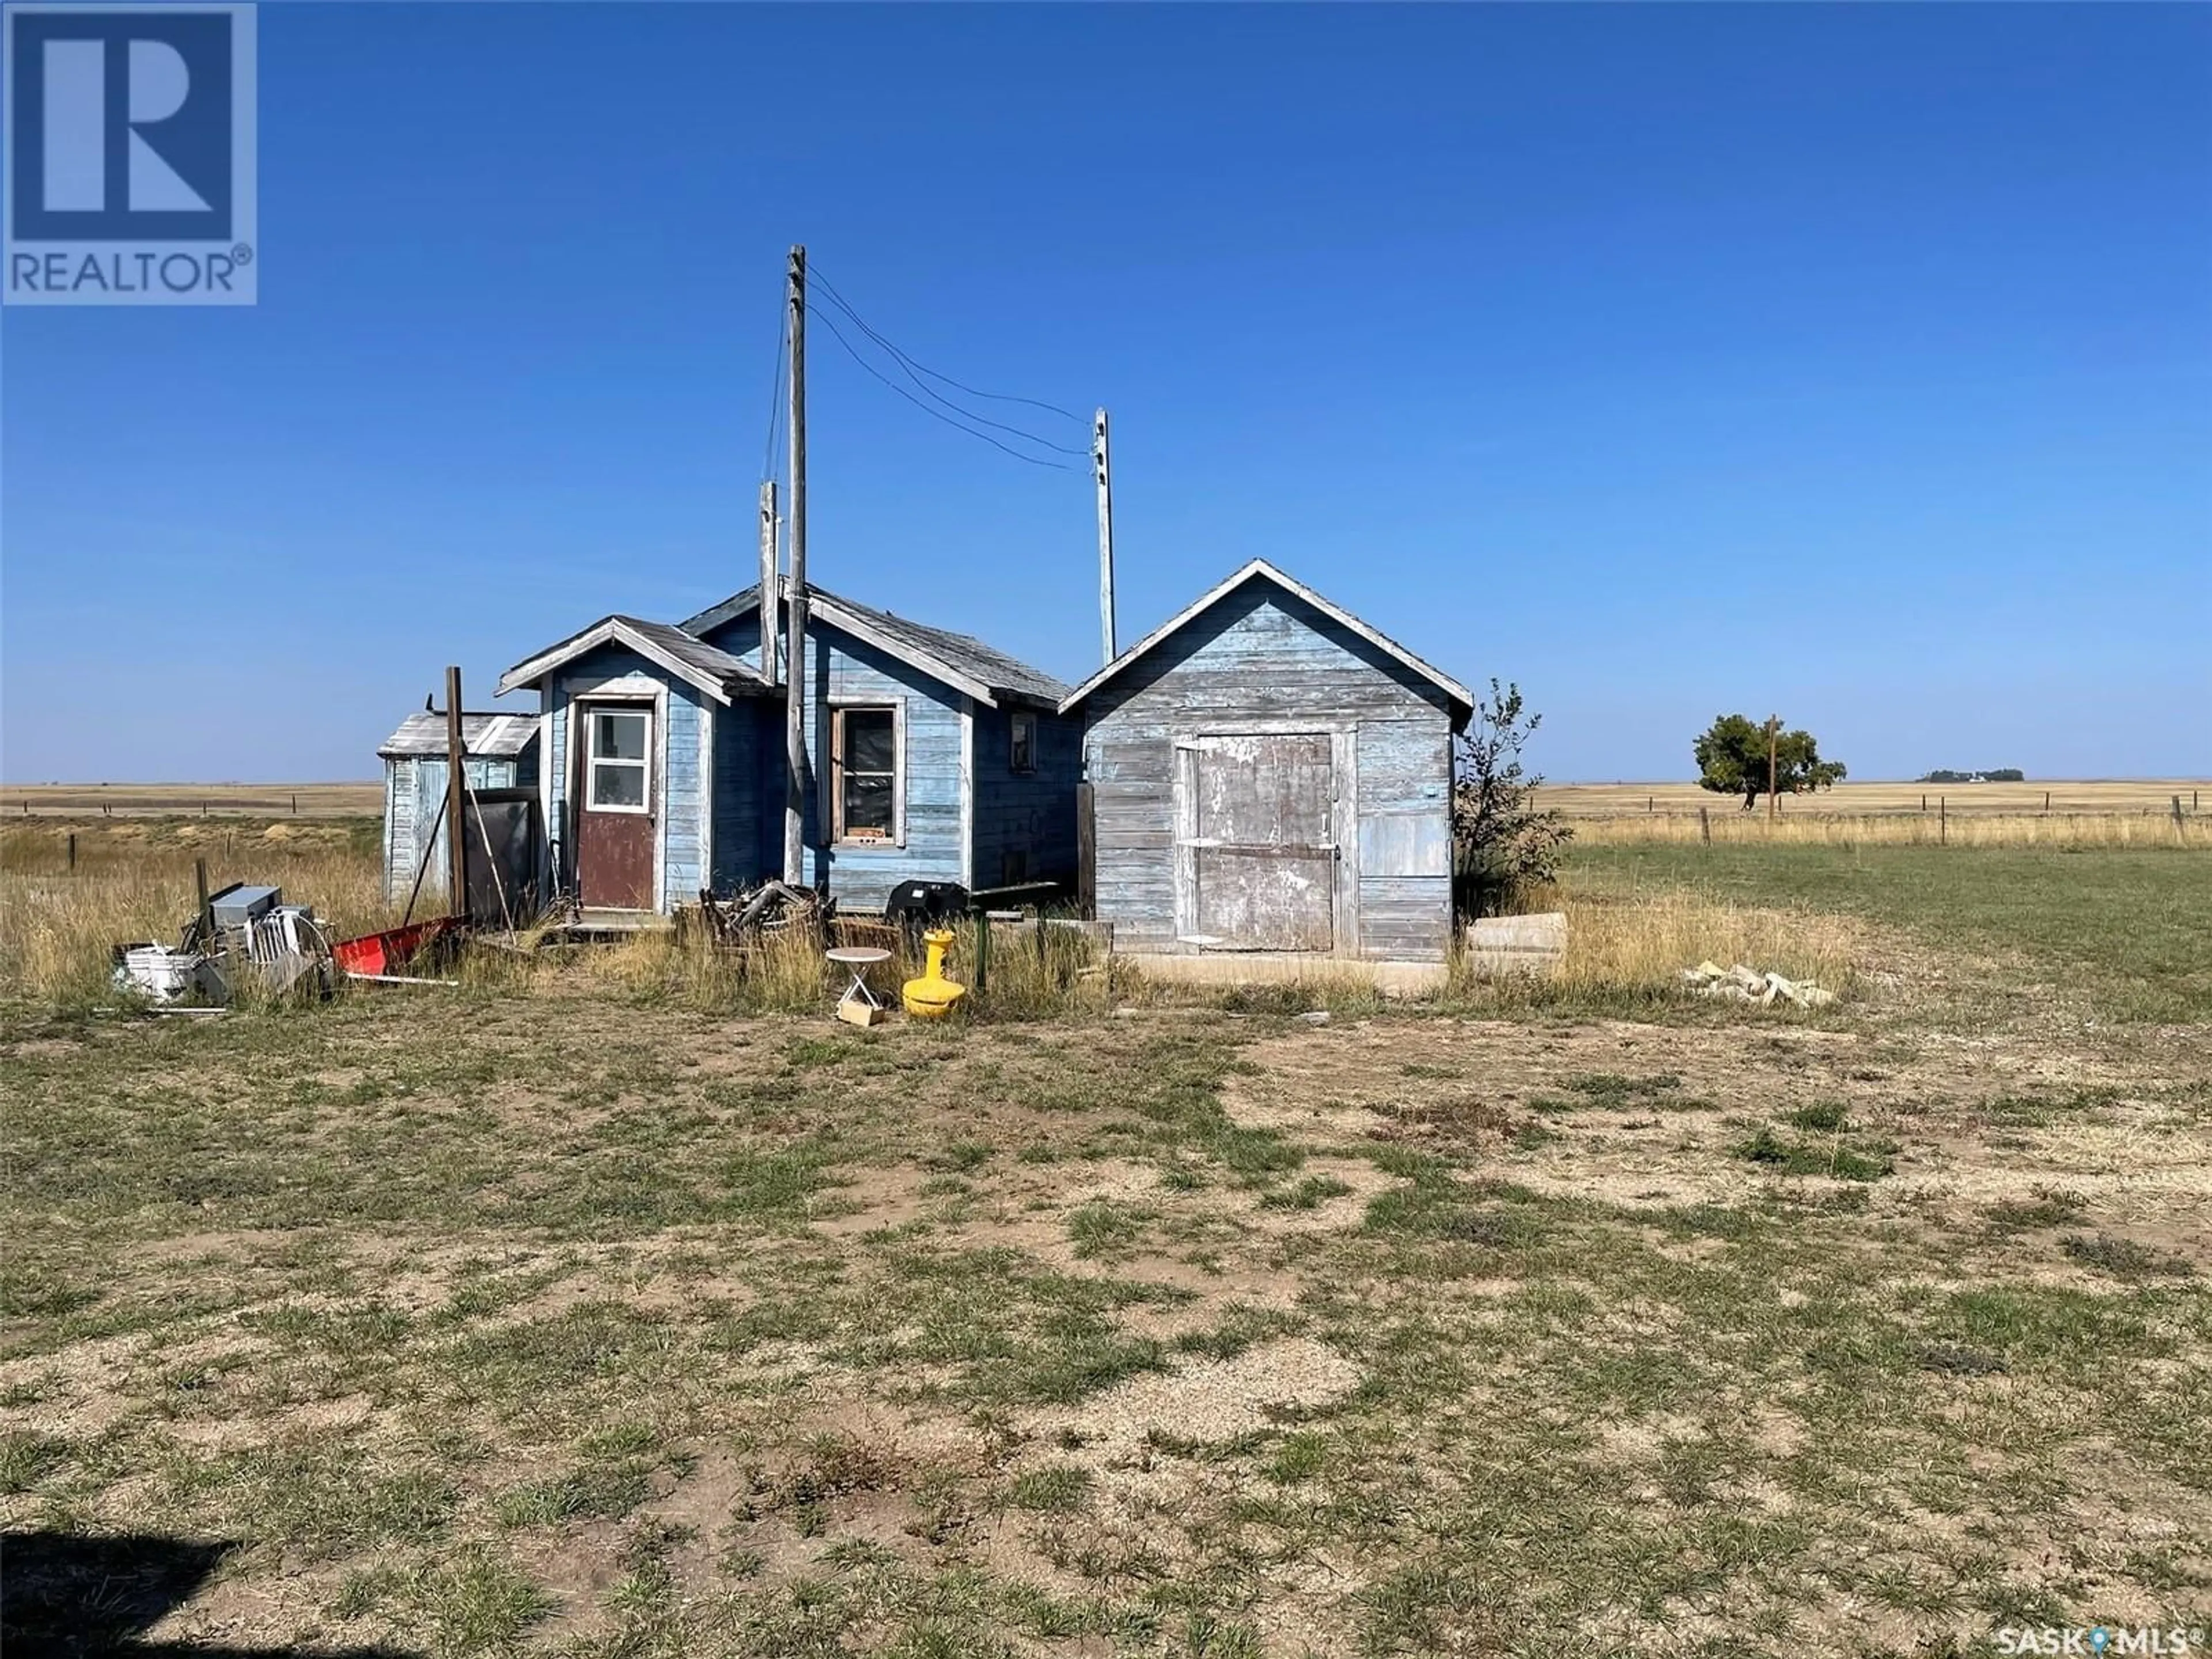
[444,665,468,916]
[1766,713,1781,827]
[757,479,778,682]
[1093,407,1116,665]
[783,245,809,885]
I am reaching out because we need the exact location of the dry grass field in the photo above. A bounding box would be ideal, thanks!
[1537,780,2210,851]
[2,782,384,819]
[1537,779,2205,817]
[3,812,2209,1657]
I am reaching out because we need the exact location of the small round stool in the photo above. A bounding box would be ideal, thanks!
[825,946,892,1014]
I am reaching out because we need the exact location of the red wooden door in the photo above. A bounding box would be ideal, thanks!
[575,704,654,910]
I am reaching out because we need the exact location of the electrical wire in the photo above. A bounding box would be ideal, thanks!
[814,278,1090,457]
[805,300,1081,472]
[806,263,1090,437]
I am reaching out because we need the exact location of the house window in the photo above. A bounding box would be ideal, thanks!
[1010,711,1036,775]
[586,709,650,812]
[832,706,899,843]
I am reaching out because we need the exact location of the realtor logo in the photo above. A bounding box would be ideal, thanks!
[4,3,256,304]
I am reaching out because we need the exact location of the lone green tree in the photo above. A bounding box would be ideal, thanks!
[1453,681,1572,917]
[1694,714,1847,810]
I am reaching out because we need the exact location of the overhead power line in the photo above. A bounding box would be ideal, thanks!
[805,264,1088,450]
[805,298,1081,472]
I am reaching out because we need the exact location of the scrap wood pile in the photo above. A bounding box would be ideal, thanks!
[1681,960,1837,1007]
[691,880,832,948]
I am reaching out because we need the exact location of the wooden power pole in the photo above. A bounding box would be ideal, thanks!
[445,665,468,916]
[1093,407,1116,665]
[1765,713,1780,827]
[757,479,778,682]
[783,245,809,885]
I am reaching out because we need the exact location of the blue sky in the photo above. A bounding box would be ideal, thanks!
[5,2,2208,783]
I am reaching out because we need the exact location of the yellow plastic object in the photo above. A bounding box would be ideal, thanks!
[902,928,969,1019]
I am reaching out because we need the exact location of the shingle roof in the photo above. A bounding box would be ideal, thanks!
[497,614,767,703]
[679,584,1069,709]
[378,712,540,760]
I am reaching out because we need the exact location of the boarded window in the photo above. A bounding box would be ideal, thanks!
[834,706,898,843]
[586,709,650,812]
[1010,711,1036,775]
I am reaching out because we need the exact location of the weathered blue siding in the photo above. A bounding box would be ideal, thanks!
[970,704,1082,889]
[543,643,713,910]
[382,752,531,905]
[1080,582,1457,961]
[798,622,966,907]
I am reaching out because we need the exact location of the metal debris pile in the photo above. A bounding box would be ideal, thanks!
[112,882,335,1009]
[1681,960,1837,1007]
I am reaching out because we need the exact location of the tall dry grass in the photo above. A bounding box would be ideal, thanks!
[478,911,1118,1020]
[1465,885,1862,1005]
[6,815,1867,1017]
[1,823,400,1005]
[1570,809,2198,850]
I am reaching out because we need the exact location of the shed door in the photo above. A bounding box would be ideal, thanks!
[1176,733,1335,951]
[576,704,655,910]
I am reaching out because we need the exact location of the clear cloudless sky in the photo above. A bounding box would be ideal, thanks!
[3,2,2209,783]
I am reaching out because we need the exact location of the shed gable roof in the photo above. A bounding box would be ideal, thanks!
[378,712,539,760]
[679,582,1069,710]
[496,615,767,704]
[1056,560,1475,719]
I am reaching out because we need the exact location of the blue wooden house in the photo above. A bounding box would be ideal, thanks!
[493,584,1078,914]
[1060,560,1472,964]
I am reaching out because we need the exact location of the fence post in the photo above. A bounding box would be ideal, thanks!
[2043,790,2050,814]
[1699,805,1711,846]
[2175,796,2187,835]
[974,911,990,997]
[291,793,298,815]
[194,858,213,945]
[1940,796,1946,846]
[67,832,77,873]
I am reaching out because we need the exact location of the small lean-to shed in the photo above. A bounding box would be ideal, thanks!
[377,711,540,906]
[1060,560,1473,963]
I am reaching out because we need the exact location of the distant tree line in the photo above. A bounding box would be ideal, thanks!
[1916,769,2025,784]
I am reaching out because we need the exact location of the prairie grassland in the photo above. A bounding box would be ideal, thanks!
[2,781,383,818]
[1539,778,2206,818]
[1570,808,2197,849]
